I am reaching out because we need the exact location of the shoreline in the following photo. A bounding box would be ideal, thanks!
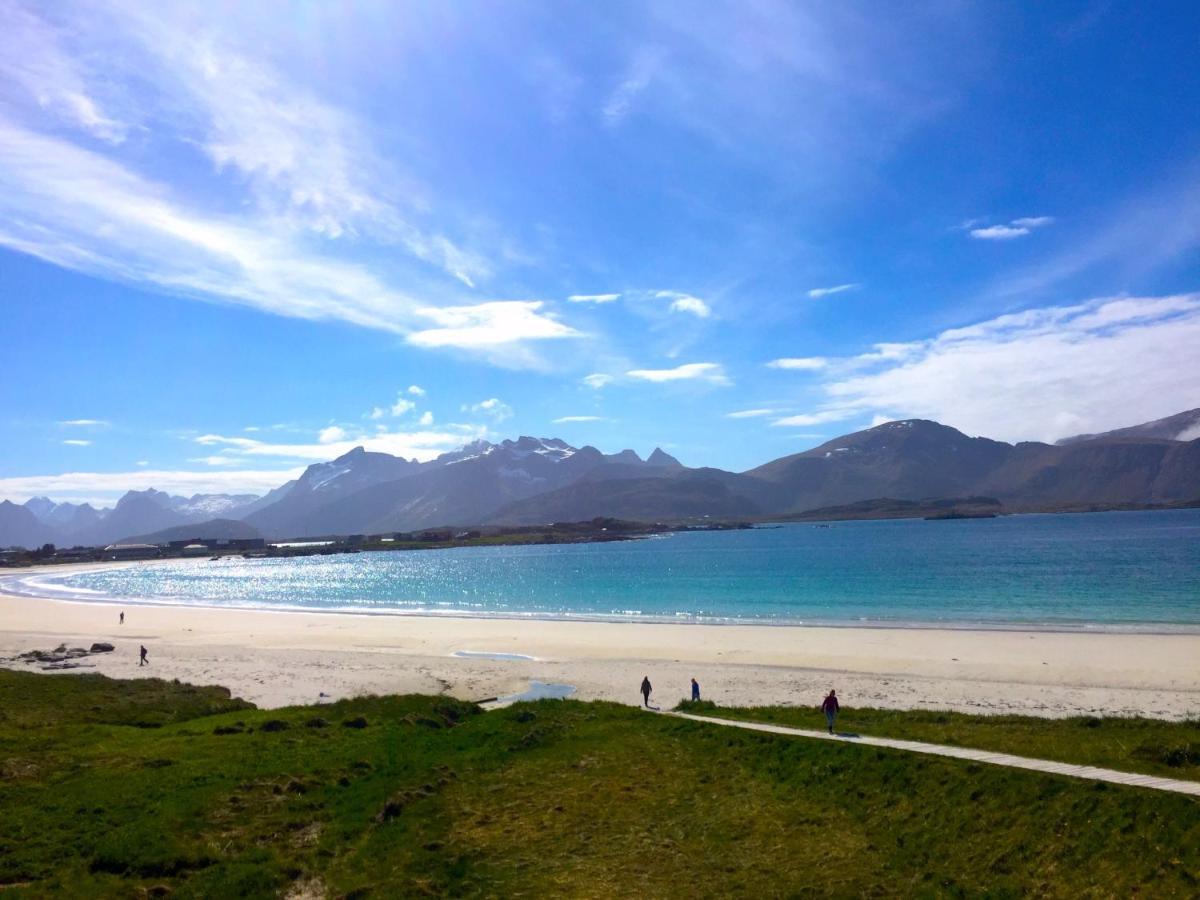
[2,563,1199,720]
[4,561,1198,636]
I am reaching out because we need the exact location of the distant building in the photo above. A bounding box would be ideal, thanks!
[166,537,266,552]
[180,543,210,557]
[102,543,161,560]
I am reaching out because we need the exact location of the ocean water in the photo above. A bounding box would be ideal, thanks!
[10,510,1200,631]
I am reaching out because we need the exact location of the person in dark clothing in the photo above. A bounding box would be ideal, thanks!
[821,689,839,733]
[691,677,700,701]
[139,645,149,667]
[640,676,652,707]
[119,611,124,625]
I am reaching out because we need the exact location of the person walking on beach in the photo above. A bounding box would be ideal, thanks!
[640,676,652,708]
[821,689,839,734]
[691,677,700,701]
[119,611,124,625]
[139,645,148,667]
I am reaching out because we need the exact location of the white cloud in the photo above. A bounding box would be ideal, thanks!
[462,398,513,422]
[969,216,1054,241]
[568,293,621,304]
[970,224,1029,240]
[194,425,488,465]
[626,362,731,385]
[0,10,582,369]
[244,426,261,432]
[135,460,149,466]
[369,407,386,420]
[58,418,109,427]
[552,415,604,423]
[418,411,434,426]
[771,410,856,427]
[189,455,239,466]
[408,301,581,348]
[655,290,712,318]
[390,398,416,417]
[767,357,827,370]
[670,295,711,317]
[0,466,307,506]
[1011,216,1055,228]
[318,425,347,443]
[407,385,426,396]
[726,409,774,419]
[583,373,615,389]
[62,439,92,446]
[819,293,1200,442]
[807,283,859,299]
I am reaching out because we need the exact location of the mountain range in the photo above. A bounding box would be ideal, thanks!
[2,410,1197,549]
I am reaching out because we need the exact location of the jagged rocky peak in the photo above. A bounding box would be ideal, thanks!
[499,436,578,460]
[608,449,643,465]
[646,447,682,467]
[118,487,174,508]
[23,497,58,519]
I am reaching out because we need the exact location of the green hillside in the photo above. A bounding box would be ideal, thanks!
[1,670,1197,897]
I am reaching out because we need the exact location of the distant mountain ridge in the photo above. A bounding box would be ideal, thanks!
[2,410,1198,548]
[1056,408,1200,445]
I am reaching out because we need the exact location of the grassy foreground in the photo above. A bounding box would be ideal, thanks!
[675,701,1200,781]
[1,671,1197,897]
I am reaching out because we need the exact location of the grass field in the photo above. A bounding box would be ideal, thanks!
[1,670,1197,897]
[675,700,1200,781]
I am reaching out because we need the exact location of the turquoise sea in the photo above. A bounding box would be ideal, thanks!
[9,510,1200,630]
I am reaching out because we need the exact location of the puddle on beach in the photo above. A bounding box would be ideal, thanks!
[490,680,576,705]
[452,650,536,661]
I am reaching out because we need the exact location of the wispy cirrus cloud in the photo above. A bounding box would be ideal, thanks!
[603,49,662,125]
[61,439,92,446]
[0,3,578,367]
[627,362,730,385]
[725,408,774,419]
[582,373,615,389]
[770,410,855,427]
[807,283,859,299]
[567,293,621,304]
[552,415,605,424]
[59,419,109,427]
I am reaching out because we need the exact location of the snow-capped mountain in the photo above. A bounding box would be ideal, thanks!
[4,410,1198,548]
[243,436,683,537]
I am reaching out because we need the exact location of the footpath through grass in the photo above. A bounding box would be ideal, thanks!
[1,670,1198,897]
[675,700,1200,782]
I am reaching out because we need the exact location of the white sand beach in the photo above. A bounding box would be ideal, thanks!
[2,562,1198,719]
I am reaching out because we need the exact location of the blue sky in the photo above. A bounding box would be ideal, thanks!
[2,0,1199,504]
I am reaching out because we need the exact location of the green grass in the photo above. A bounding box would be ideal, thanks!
[675,700,1200,781]
[1,670,1198,897]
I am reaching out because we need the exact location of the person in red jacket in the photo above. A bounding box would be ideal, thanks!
[821,689,839,734]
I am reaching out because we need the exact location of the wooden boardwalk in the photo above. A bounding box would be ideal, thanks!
[668,711,1200,798]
